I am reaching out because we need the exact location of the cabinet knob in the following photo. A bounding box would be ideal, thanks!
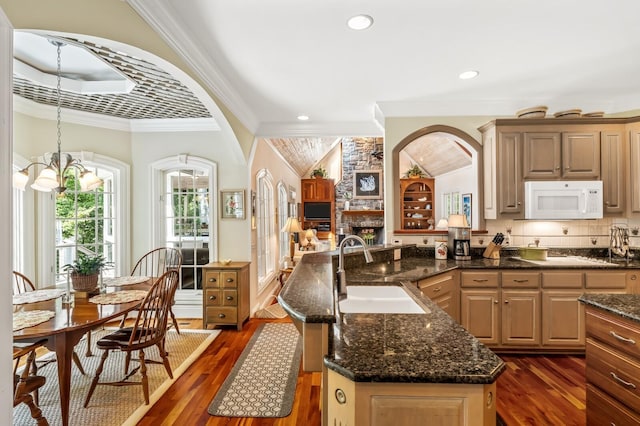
[209,278,217,283]
[226,278,234,283]
[433,287,441,293]
[504,300,509,304]
[218,313,226,318]
[631,275,637,281]
[517,202,522,205]
[209,295,217,300]
[605,201,610,206]
[493,300,499,304]
[555,166,560,170]
[226,296,234,301]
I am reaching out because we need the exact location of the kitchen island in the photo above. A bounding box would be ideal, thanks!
[278,244,640,425]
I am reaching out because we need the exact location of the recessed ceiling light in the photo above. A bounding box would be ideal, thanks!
[297,115,309,121]
[347,14,374,30]
[459,70,479,80]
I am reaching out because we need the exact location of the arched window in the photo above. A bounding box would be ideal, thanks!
[36,152,130,286]
[256,169,276,292]
[150,155,217,296]
[277,182,289,264]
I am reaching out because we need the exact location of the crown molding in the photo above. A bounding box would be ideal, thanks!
[13,95,219,133]
[255,120,383,138]
[126,0,260,133]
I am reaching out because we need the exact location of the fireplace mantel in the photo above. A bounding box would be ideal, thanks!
[341,210,383,216]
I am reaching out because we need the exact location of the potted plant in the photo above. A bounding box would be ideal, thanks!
[310,165,327,178]
[63,253,110,292]
[404,164,426,179]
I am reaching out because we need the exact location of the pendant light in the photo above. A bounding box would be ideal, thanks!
[13,40,103,194]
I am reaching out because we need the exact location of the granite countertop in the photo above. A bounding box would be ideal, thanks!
[277,244,639,385]
[578,293,640,324]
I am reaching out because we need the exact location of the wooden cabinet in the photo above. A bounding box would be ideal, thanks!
[522,131,600,179]
[326,368,497,426]
[585,306,640,424]
[400,178,435,230]
[482,127,523,219]
[460,268,634,351]
[417,271,459,322]
[601,131,625,214]
[628,121,640,215]
[301,177,335,239]
[202,261,250,331]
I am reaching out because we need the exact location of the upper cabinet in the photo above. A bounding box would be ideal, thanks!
[301,177,335,239]
[302,177,334,201]
[523,131,600,179]
[480,118,632,219]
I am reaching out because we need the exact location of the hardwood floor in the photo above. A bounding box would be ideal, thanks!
[138,318,587,426]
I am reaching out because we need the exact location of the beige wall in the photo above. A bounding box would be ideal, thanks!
[249,140,301,313]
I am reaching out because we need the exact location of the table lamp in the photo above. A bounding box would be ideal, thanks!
[281,217,303,264]
[305,229,315,249]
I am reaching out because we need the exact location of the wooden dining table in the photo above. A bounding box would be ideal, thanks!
[13,284,149,426]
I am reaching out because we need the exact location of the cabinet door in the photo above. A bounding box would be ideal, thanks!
[523,132,561,179]
[629,127,640,213]
[601,131,625,214]
[497,132,523,215]
[302,180,318,200]
[315,179,334,200]
[542,291,585,347]
[460,289,499,345]
[562,132,600,178]
[501,290,540,346]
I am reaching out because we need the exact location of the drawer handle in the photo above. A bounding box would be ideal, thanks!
[209,295,217,300]
[610,372,637,389]
[218,313,226,318]
[610,331,636,345]
[226,278,234,283]
[433,287,441,293]
[513,279,529,283]
[473,278,488,282]
[226,296,234,301]
[209,278,217,283]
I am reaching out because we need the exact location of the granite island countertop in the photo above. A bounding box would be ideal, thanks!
[578,293,640,324]
[277,244,640,385]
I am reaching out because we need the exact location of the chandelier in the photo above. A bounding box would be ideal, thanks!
[13,40,103,194]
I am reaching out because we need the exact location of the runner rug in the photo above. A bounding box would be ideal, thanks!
[13,328,220,426]
[208,322,302,418]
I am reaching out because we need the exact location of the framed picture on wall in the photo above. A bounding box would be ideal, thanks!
[221,190,245,219]
[353,170,382,199]
[462,193,472,227]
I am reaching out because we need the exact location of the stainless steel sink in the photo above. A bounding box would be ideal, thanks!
[514,256,619,267]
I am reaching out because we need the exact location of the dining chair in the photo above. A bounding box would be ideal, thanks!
[121,247,183,333]
[12,271,86,376]
[84,270,180,406]
[13,339,50,426]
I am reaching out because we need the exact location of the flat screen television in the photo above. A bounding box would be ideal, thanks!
[304,202,331,220]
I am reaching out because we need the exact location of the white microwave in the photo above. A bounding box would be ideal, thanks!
[524,180,603,220]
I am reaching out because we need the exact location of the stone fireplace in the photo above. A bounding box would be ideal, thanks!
[339,211,384,245]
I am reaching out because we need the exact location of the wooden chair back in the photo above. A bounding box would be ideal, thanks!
[131,248,183,279]
[127,270,179,350]
[13,271,36,295]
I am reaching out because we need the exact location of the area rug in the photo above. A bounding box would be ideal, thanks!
[13,328,220,426]
[208,322,302,418]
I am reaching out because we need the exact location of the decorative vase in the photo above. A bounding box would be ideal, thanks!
[71,273,99,292]
[344,200,350,210]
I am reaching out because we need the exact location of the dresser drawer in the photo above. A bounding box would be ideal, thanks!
[205,307,238,324]
[541,271,583,288]
[502,272,540,288]
[585,271,627,289]
[587,384,640,426]
[460,271,499,288]
[204,289,222,306]
[586,308,640,359]
[586,339,640,410]
[203,270,238,288]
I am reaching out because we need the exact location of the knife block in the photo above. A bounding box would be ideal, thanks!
[483,242,502,259]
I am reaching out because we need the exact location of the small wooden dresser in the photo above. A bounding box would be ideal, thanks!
[202,261,250,331]
[584,303,640,425]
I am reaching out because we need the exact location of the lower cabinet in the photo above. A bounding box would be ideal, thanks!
[460,269,633,351]
[417,271,459,322]
[202,261,250,330]
[326,369,497,426]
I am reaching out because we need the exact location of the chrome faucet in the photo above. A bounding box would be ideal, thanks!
[337,235,374,295]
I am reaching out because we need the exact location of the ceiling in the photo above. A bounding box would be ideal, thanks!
[128,0,640,137]
[12,1,640,177]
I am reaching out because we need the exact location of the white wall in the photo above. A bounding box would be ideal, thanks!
[434,165,475,226]
[249,139,301,313]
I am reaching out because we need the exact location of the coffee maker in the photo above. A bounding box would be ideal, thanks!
[447,214,471,260]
